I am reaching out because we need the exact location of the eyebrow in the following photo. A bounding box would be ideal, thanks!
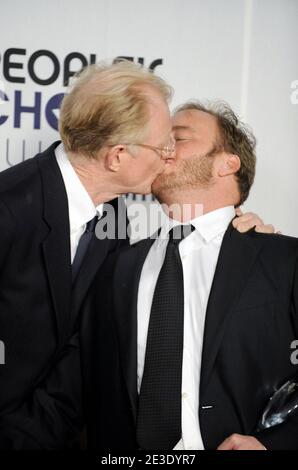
[172,125,196,132]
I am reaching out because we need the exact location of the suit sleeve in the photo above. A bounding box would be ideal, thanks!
[0,199,82,449]
[254,251,298,450]
[0,333,82,449]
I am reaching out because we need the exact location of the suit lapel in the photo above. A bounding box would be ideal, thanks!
[113,237,156,422]
[71,233,112,315]
[200,224,263,400]
[37,142,72,347]
[72,197,128,316]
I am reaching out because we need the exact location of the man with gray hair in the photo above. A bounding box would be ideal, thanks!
[0,60,175,449]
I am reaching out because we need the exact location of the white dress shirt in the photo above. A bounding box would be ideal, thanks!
[55,142,103,263]
[137,205,236,450]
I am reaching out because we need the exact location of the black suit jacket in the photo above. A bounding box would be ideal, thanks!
[81,223,298,450]
[0,142,128,449]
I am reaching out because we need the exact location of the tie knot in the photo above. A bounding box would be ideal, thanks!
[85,215,98,233]
[168,224,195,245]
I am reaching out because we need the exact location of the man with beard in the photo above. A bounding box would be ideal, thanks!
[81,101,298,451]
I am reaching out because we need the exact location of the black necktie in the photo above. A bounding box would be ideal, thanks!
[137,224,195,450]
[72,215,98,282]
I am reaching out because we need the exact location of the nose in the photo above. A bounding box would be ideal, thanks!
[169,134,177,158]
[164,145,176,160]
[170,145,176,158]
[161,142,176,160]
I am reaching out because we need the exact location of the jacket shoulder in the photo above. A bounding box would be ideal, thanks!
[0,142,61,206]
[248,230,298,251]
[243,230,298,270]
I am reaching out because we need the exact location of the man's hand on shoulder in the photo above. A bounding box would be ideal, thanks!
[233,207,278,234]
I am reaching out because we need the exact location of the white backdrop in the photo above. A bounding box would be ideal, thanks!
[1,0,297,236]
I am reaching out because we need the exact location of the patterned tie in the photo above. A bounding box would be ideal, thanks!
[72,215,98,282]
[137,224,195,449]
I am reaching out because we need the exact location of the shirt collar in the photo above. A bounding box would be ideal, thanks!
[159,205,236,244]
[55,142,103,233]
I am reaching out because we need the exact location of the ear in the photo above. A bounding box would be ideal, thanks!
[218,153,241,177]
[105,145,128,172]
